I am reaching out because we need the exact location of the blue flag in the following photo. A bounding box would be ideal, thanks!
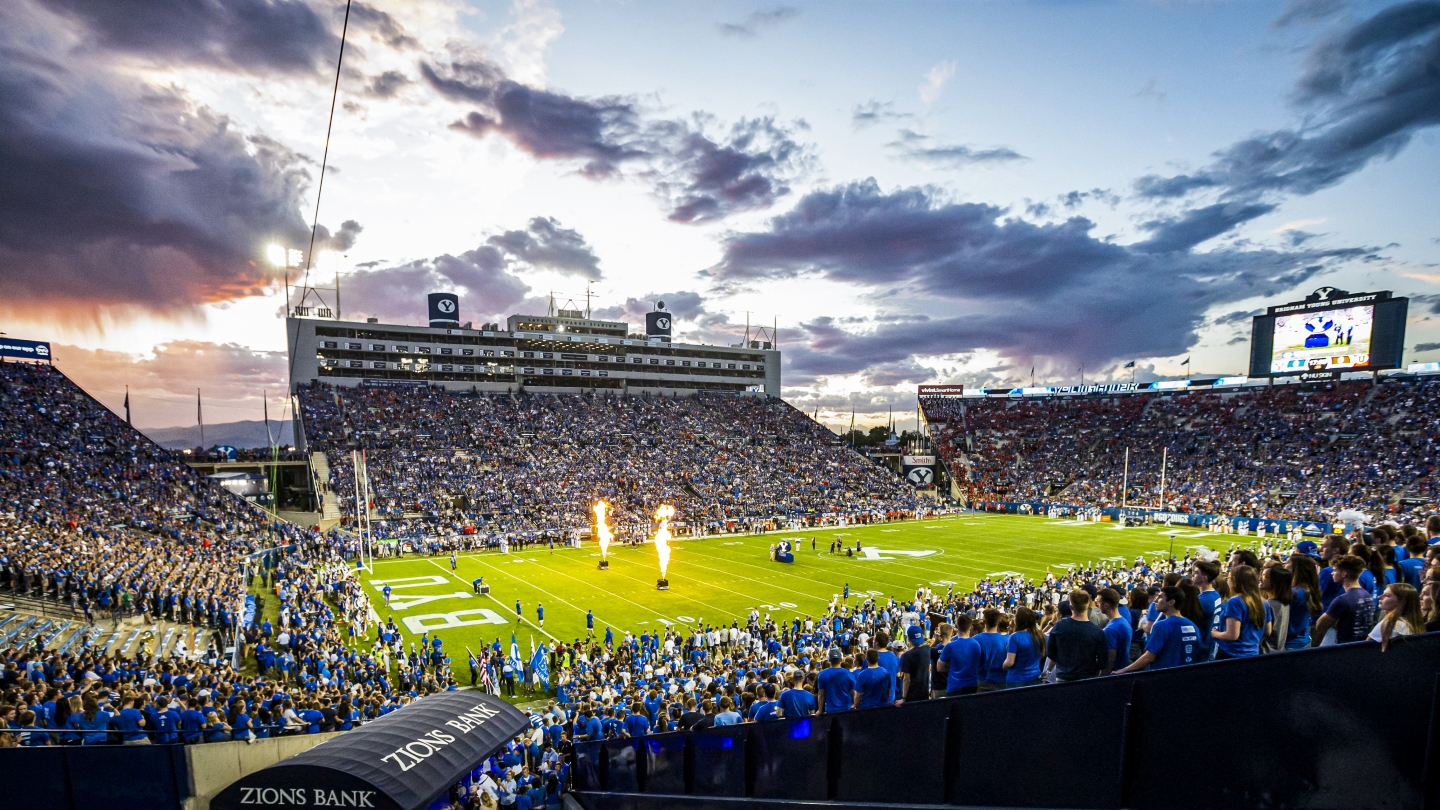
[531,643,550,691]
[509,632,523,677]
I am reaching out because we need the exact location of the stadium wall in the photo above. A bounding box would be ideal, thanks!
[0,731,342,810]
[572,632,1440,810]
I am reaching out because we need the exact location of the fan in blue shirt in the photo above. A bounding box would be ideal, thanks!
[937,628,980,695]
[816,651,856,713]
[179,703,207,743]
[114,700,148,743]
[854,652,894,708]
[1211,570,1271,659]
[1100,589,1133,673]
[623,706,650,737]
[1118,587,1199,672]
[777,679,817,719]
[973,611,1010,689]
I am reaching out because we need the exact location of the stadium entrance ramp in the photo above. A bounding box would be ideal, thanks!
[211,692,529,810]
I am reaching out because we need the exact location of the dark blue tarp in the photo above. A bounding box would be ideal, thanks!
[211,691,529,810]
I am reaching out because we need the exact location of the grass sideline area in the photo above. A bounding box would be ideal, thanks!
[356,513,1254,684]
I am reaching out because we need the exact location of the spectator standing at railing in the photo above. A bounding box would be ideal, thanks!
[1117,587,1199,673]
[895,624,931,705]
[816,648,854,713]
[853,650,893,709]
[1046,591,1108,680]
[777,671,816,718]
[937,616,980,696]
[1314,555,1376,645]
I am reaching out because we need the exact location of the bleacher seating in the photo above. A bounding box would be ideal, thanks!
[923,377,1440,520]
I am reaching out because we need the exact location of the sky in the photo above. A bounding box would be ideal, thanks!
[2,0,1438,431]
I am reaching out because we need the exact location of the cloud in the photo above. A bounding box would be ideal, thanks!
[343,217,602,322]
[1274,0,1350,28]
[423,54,810,222]
[484,217,602,280]
[491,0,564,86]
[851,100,911,130]
[861,360,936,387]
[349,0,418,49]
[0,5,325,320]
[919,59,956,104]
[1135,78,1167,104]
[593,290,705,323]
[717,6,799,38]
[52,340,288,428]
[35,0,339,74]
[316,219,364,252]
[707,178,1372,375]
[366,70,412,98]
[1133,2,1440,241]
[1136,201,1279,253]
[657,117,808,223]
[344,246,530,325]
[886,129,1026,169]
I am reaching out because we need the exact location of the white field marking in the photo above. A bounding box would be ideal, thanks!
[369,575,448,590]
[857,547,938,561]
[402,608,509,634]
[388,591,477,611]
[881,529,900,532]
[986,572,1023,578]
[723,542,745,546]
[423,558,561,641]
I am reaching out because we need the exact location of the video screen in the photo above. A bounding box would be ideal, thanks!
[1270,304,1373,374]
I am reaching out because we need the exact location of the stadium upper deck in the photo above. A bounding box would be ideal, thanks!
[286,304,780,396]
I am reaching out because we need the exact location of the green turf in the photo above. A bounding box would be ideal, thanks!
[359,513,1249,683]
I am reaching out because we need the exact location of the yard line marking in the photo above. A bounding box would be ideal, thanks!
[425,558,560,642]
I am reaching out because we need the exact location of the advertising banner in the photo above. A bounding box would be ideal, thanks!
[0,337,51,362]
[901,454,936,487]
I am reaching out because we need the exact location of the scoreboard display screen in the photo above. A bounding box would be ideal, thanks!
[1271,303,1373,374]
[1250,289,1407,378]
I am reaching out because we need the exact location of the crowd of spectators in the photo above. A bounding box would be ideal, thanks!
[533,521,1439,749]
[923,377,1440,522]
[298,383,919,541]
[0,362,269,631]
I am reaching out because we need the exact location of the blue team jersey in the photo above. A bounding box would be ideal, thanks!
[974,632,1009,685]
[1145,615,1199,669]
[1196,591,1221,660]
[1104,616,1133,671]
[816,667,856,712]
[940,637,980,691]
[777,688,816,718]
[1214,596,1269,658]
[1005,632,1042,683]
[855,666,892,708]
[1286,587,1313,650]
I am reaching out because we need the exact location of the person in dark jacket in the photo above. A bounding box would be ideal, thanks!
[1046,590,1110,681]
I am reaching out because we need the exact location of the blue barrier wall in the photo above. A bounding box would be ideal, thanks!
[0,742,190,810]
[574,632,1440,810]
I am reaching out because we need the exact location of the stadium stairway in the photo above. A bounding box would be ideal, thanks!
[310,450,344,529]
[1,597,216,661]
[572,632,1440,810]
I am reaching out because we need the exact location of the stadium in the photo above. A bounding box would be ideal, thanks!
[3,3,1440,810]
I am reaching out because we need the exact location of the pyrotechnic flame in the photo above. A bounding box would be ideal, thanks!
[653,504,675,579]
[593,500,613,560]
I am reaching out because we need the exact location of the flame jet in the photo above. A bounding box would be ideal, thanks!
[593,500,613,565]
[653,504,675,580]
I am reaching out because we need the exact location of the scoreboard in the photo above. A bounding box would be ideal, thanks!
[1249,287,1407,379]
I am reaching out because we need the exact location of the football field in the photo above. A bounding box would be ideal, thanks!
[359,513,1243,684]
